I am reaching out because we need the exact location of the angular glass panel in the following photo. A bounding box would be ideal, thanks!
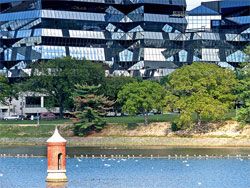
[162,24,173,33]
[226,50,247,62]
[179,50,187,62]
[119,49,133,62]
[0,10,40,22]
[16,30,31,38]
[144,48,166,61]
[202,48,220,61]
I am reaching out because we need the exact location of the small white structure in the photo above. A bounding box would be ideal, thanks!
[0,92,60,119]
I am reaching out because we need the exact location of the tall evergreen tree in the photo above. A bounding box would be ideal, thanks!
[73,84,114,136]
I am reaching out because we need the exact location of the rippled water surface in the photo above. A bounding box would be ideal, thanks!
[0,157,250,188]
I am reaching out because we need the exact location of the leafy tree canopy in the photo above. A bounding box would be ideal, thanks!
[118,81,165,125]
[0,76,18,107]
[100,76,137,100]
[0,76,11,104]
[165,62,238,129]
[236,46,250,123]
[100,76,137,114]
[20,57,105,117]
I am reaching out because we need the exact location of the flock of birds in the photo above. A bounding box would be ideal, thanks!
[0,153,249,159]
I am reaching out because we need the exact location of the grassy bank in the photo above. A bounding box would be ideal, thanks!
[0,119,71,125]
[0,112,248,148]
[104,113,178,124]
[0,119,72,138]
[0,114,177,138]
[1,137,250,147]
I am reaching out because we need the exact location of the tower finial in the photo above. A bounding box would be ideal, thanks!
[47,126,66,143]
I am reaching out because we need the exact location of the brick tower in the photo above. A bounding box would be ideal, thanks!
[46,127,68,182]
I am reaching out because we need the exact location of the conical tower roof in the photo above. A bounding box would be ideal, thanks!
[47,127,67,143]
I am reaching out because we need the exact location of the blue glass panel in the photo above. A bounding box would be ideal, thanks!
[188,5,220,16]
[226,16,250,25]
[0,10,40,22]
[179,50,187,62]
[0,0,24,3]
[221,0,250,9]
[226,50,247,62]
[211,20,221,27]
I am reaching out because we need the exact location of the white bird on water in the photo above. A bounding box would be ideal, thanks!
[104,164,111,167]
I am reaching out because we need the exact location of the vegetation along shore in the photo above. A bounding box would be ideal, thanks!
[0,46,249,147]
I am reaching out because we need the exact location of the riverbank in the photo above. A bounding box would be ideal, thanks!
[0,119,250,147]
[1,136,250,147]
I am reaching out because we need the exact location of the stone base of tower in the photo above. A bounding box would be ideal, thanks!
[46,170,68,182]
[46,182,67,188]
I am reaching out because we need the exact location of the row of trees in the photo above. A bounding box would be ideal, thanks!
[117,63,239,127]
[0,47,249,135]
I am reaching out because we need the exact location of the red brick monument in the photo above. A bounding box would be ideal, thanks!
[46,127,68,182]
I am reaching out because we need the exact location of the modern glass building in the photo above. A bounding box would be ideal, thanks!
[0,0,249,78]
[186,0,250,70]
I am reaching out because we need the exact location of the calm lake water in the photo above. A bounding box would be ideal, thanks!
[0,146,250,187]
[0,157,250,188]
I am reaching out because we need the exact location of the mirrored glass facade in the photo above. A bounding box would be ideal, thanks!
[0,0,249,78]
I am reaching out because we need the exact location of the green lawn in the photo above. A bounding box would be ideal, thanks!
[104,113,178,124]
[104,110,236,124]
[0,119,72,138]
[0,111,236,138]
[0,124,57,138]
[0,119,71,125]
[0,114,178,138]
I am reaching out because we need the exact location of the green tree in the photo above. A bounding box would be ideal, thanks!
[100,76,136,115]
[165,62,238,129]
[73,84,114,136]
[0,76,10,104]
[236,46,250,122]
[0,76,19,115]
[21,57,105,118]
[117,81,165,125]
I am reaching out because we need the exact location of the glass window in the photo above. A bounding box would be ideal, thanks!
[119,49,133,62]
[25,97,41,108]
[69,47,105,61]
[226,50,247,62]
[16,30,32,38]
[179,50,187,62]
[144,48,166,61]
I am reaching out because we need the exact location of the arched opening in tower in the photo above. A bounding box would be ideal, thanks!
[58,153,62,170]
